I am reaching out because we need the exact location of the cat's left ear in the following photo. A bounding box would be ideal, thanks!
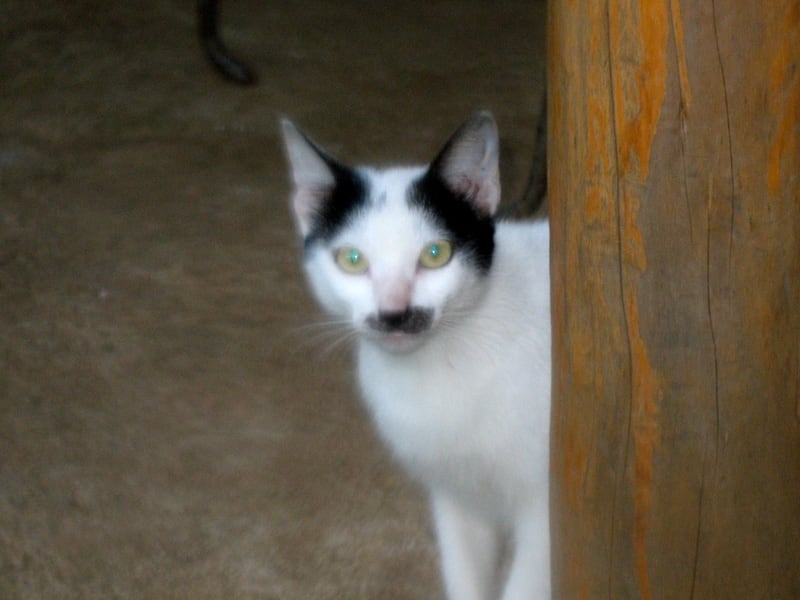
[280,118,337,237]
[429,111,501,216]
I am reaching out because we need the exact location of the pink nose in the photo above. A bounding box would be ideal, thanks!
[376,279,412,313]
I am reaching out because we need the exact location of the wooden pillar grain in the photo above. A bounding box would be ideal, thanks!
[548,0,800,597]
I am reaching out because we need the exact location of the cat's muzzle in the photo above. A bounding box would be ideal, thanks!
[366,307,433,336]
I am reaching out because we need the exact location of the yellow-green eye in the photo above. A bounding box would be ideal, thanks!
[419,240,453,269]
[335,247,369,274]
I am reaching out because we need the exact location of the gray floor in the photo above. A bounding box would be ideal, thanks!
[0,1,545,597]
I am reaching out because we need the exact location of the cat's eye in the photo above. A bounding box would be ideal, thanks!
[419,240,453,269]
[335,246,369,274]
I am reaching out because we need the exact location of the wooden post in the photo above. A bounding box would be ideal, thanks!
[548,0,800,597]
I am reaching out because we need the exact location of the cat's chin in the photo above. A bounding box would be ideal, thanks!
[365,330,430,353]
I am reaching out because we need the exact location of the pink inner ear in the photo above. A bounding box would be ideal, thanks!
[451,172,500,217]
[292,189,324,236]
[435,114,501,217]
[455,176,481,199]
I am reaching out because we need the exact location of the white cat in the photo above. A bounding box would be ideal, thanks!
[281,112,551,600]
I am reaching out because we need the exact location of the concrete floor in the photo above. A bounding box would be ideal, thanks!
[0,1,545,597]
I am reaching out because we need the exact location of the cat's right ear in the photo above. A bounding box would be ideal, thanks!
[280,119,336,237]
[429,111,501,217]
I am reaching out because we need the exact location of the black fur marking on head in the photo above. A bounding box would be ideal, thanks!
[409,171,495,273]
[303,163,369,251]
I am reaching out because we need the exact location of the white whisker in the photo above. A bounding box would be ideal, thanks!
[285,316,359,358]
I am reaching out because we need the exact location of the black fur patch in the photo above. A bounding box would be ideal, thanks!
[409,171,495,272]
[367,308,433,335]
[303,163,369,251]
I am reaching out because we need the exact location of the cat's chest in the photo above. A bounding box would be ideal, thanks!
[357,340,495,440]
[359,339,542,469]
[356,339,547,515]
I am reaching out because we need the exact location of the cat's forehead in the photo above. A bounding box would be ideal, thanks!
[355,166,436,227]
[342,166,439,241]
[361,166,426,206]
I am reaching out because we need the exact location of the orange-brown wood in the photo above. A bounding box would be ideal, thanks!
[548,0,800,597]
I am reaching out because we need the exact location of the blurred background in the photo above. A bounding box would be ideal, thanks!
[0,1,545,597]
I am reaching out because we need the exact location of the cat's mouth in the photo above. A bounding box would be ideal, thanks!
[364,307,434,350]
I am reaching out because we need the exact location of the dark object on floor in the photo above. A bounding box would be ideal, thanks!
[197,0,256,85]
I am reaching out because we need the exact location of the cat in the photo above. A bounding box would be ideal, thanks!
[281,112,551,600]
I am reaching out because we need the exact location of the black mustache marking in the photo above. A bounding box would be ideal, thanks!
[367,308,433,335]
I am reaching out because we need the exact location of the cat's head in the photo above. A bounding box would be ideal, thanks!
[281,112,500,352]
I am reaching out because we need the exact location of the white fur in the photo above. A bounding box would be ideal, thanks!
[301,172,551,597]
[284,114,551,599]
[356,218,551,600]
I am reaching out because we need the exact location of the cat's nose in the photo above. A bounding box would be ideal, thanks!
[375,278,413,314]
